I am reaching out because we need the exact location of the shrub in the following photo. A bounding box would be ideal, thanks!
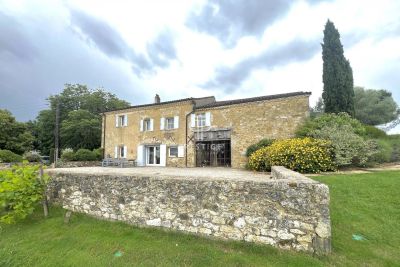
[386,135,400,162]
[93,148,104,160]
[248,147,271,172]
[246,138,274,157]
[248,138,335,173]
[0,150,23,163]
[308,124,378,167]
[296,112,366,137]
[23,151,42,162]
[0,164,49,224]
[368,139,392,164]
[61,148,75,161]
[363,125,387,139]
[73,149,97,161]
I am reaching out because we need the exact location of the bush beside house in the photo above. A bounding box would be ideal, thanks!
[248,138,335,173]
[61,148,103,162]
[247,113,400,173]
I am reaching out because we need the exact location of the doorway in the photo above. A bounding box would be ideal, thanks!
[195,140,231,167]
[146,145,160,165]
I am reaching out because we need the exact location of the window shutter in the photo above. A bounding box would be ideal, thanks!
[160,117,165,130]
[124,115,128,126]
[137,145,144,166]
[160,144,166,166]
[114,146,118,158]
[190,114,195,127]
[174,116,179,129]
[205,112,211,126]
[115,115,119,127]
[140,120,143,131]
[178,145,184,158]
[123,146,127,158]
[150,119,154,131]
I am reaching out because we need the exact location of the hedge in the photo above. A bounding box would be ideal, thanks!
[248,138,336,173]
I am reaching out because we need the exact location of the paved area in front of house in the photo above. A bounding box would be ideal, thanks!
[46,167,274,182]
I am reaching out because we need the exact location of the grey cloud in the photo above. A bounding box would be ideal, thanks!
[146,31,177,68]
[187,0,329,47]
[0,11,147,121]
[69,9,176,74]
[204,38,319,92]
[0,12,37,60]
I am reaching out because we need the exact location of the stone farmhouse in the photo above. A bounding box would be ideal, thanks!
[101,91,311,168]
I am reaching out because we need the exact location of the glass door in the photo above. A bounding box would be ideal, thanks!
[146,146,160,165]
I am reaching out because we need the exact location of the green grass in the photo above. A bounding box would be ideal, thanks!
[1,171,400,266]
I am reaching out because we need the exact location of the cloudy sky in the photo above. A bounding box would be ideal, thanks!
[1,0,399,131]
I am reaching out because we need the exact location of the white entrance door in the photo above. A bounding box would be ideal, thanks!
[146,146,160,165]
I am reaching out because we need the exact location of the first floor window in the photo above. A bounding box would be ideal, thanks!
[196,113,206,127]
[169,146,178,157]
[144,119,151,131]
[119,115,125,127]
[166,117,174,129]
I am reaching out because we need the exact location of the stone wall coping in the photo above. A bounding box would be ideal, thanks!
[45,166,319,184]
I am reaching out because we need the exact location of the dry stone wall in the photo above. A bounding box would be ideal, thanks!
[47,166,331,254]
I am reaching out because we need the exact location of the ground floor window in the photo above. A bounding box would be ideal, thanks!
[169,146,178,157]
[195,140,231,167]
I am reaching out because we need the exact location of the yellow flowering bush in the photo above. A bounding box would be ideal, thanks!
[248,138,336,173]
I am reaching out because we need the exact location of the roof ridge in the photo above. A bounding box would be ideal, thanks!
[195,91,311,109]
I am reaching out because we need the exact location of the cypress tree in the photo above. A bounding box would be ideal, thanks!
[322,20,355,116]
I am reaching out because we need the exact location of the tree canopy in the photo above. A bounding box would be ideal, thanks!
[0,109,34,154]
[60,110,101,150]
[31,84,130,155]
[354,87,399,125]
[322,20,355,116]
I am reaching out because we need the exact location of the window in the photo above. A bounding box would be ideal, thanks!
[119,115,126,127]
[169,146,178,157]
[196,113,206,127]
[119,146,125,158]
[115,145,127,158]
[166,117,174,130]
[116,114,127,127]
[144,119,151,131]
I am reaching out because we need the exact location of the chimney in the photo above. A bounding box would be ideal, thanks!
[154,94,160,104]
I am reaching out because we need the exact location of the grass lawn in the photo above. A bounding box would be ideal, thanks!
[1,171,399,266]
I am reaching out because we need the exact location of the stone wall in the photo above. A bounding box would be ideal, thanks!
[55,161,101,168]
[46,166,331,254]
[192,95,310,168]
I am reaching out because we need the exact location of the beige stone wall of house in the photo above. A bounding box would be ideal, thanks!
[190,95,310,168]
[103,101,194,167]
[102,93,310,169]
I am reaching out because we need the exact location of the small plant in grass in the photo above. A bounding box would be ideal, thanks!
[0,164,49,224]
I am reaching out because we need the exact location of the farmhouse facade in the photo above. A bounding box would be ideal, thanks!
[101,91,310,168]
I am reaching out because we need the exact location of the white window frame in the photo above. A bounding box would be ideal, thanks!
[165,117,175,130]
[168,146,178,157]
[196,113,206,127]
[143,119,151,131]
[118,145,127,158]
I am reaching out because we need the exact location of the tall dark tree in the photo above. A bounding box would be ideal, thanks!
[322,20,355,116]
